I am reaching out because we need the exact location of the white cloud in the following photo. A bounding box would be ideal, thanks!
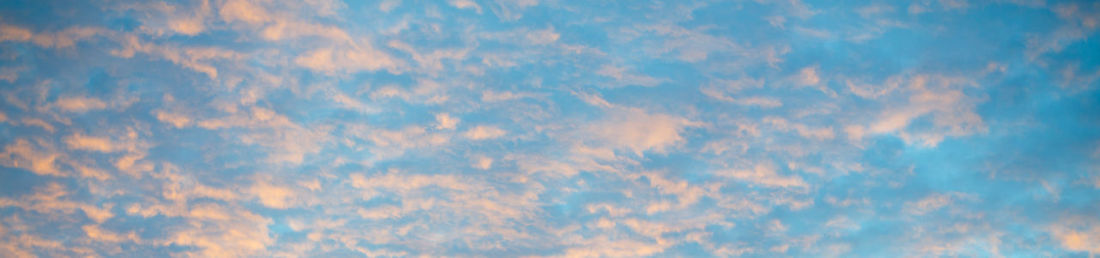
[248,181,300,209]
[903,192,973,216]
[1049,217,1100,254]
[583,107,701,156]
[195,106,329,164]
[0,24,105,48]
[0,183,114,223]
[472,156,493,170]
[701,88,783,108]
[387,40,469,73]
[846,77,902,99]
[111,35,242,78]
[54,96,107,112]
[0,66,23,83]
[596,65,664,87]
[379,0,401,12]
[1,139,65,177]
[64,133,125,153]
[116,1,211,36]
[765,117,835,141]
[218,0,271,25]
[464,125,506,140]
[331,92,376,113]
[716,163,807,188]
[83,224,142,244]
[796,66,821,86]
[295,42,403,74]
[154,110,193,128]
[481,90,536,102]
[859,75,987,147]
[363,126,449,148]
[488,0,538,21]
[525,27,560,45]
[435,113,460,130]
[449,0,483,13]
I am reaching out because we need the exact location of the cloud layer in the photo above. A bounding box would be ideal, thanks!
[1,0,1099,256]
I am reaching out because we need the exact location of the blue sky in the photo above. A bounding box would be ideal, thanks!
[1,0,1099,257]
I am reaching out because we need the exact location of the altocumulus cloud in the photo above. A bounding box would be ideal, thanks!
[0,0,1099,257]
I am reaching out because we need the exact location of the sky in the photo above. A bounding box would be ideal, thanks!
[0,0,1098,257]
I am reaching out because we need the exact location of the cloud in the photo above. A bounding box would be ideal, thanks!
[362,126,450,149]
[846,77,902,99]
[489,0,539,21]
[111,35,242,78]
[472,156,493,170]
[218,0,271,25]
[248,181,300,209]
[295,43,403,74]
[1,139,64,177]
[153,110,192,128]
[114,165,275,257]
[728,97,783,108]
[449,0,483,13]
[464,125,506,140]
[63,133,126,153]
[903,192,974,216]
[481,90,537,102]
[790,65,834,95]
[848,74,986,147]
[1,136,116,180]
[628,24,740,63]
[797,66,820,86]
[0,183,114,223]
[0,66,21,83]
[596,65,664,87]
[0,225,67,257]
[583,107,701,156]
[194,106,329,164]
[83,224,142,244]
[166,203,274,257]
[633,172,710,213]
[54,96,108,112]
[378,0,401,12]
[1024,3,1100,58]
[573,91,613,108]
[525,27,560,45]
[0,24,32,42]
[1049,217,1100,254]
[560,237,669,257]
[168,16,206,36]
[343,171,541,238]
[356,204,407,220]
[331,92,376,113]
[903,194,953,215]
[18,118,55,133]
[435,113,460,130]
[716,162,808,188]
[260,20,353,42]
[115,1,212,36]
[0,24,105,48]
[2,1,1097,256]
[387,40,469,73]
[702,87,783,108]
[764,117,835,140]
[587,203,633,217]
